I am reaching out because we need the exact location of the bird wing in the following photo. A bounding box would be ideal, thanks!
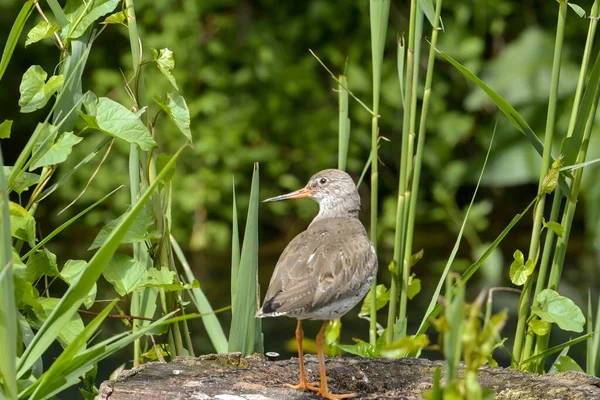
[259,218,377,316]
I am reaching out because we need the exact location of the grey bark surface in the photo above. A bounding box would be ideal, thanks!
[96,353,600,399]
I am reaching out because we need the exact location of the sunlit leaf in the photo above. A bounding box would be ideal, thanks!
[3,167,39,194]
[63,0,120,39]
[529,318,549,336]
[337,341,378,358]
[89,207,161,250]
[553,355,584,372]
[25,21,60,47]
[61,260,96,309]
[152,48,178,90]
[102,253,146,296]
[359,284,390,316]
[544,220,564,237]
[380,334,429,358]
[102,10,127,25]
[533,289,585,333]
[18,65,64,113]
[509,250,534,286]
[9,201,36,246]
[29,131,82,170]
[0,119,12,138]
[26,248,60,281]
[154,93,192,142]
[35,297,85,347]
[407,274,421,300]
[567,3,586,18]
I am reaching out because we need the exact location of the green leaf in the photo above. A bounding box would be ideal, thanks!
[64,0,120,39]
[0,0,35,85]
[61,260,97,309]
[567,3,586,18]
[102,253,146,296]
[9,201,36,246]
[509,250,534,286]
[228,163,260,355]
[102,10,127,25]
[154,93,192,142]
[18,65,64,113]
[29,131,82,170]
[409,249,424,268]
[325,319,342,347]
[83,97,157,151]
[0,119,12,138]
[359,284,390,316]
[533,289,585,333]
[152,48,178,90]
[89,206,161,250]
[29,122,59,170]
[35,297,85,347]
[140,267,198,292]
[529,318,549,336]
[16,146,185,377]
[26,248,60,282]
[553,355,584,372]
[25,21,60,47]
[3,167,40,194]
[338,341,378,357]
[544,220,564,237]
[407,274,421,300]
[380,334,429,358]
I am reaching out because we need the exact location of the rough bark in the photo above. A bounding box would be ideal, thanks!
[96,353,600,399]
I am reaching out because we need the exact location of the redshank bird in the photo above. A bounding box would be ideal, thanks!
[256,169,378,400]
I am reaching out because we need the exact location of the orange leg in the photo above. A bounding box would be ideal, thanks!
[286,320,319,392]
[316,321,356,400]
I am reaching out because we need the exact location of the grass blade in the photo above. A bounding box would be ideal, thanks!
[231,178,240,308]
[17,145,186,377]
[171,235,228,353]
[0,0,34,83]
[434,45,571,199]
[522,333,592,366]
[0,146,18,399]
[229,163,260,355]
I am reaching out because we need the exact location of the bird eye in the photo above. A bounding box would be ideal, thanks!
[319,178,328,185]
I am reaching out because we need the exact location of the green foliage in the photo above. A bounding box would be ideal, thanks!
[18,66,64,113]
[25,21,60,47]
[532,289,585,333]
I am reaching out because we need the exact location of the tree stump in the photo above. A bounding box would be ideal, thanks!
[96,353,600,399]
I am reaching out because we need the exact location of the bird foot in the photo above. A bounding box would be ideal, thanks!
[316,389,357,400]
[286,381,320,392]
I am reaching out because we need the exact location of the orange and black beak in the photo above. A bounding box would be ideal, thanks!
[263,187,314,203]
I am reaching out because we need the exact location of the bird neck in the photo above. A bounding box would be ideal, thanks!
[313,196,360,221]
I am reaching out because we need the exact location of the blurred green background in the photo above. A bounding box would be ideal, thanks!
[1,0,599,380]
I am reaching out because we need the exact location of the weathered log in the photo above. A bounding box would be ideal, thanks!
[96,353,600,399]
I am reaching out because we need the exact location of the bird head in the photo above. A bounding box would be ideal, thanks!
[263,169,360,218]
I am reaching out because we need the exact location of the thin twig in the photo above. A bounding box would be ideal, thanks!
[77,308,160,322]
[58,138,115,215]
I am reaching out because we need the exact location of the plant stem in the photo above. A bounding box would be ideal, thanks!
[368,0,390,345]
[512,1,567,368]
[390,0,417,342]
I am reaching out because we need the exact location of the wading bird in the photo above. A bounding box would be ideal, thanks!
[257,169,378,400]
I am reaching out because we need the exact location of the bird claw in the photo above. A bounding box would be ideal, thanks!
[316,390,357,400]
[286,381,320,392]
